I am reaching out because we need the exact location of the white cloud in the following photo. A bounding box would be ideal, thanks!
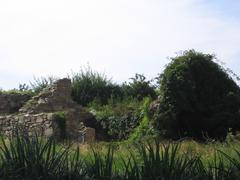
[0,0,239,89]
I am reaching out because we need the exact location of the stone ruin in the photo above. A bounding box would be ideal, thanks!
[0,78,97,143]
[0,92,31,114]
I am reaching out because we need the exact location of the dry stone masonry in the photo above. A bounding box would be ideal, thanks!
[0,113,53,137]
[0,78,97,142]
[0,93,31,114]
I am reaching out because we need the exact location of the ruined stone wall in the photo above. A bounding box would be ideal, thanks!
[0,93,31,114]
[0,113,54,137]
[0,112,88,142]
[0,78,97,142]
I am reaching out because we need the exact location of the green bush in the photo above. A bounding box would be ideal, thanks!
[122,73,157,101]
[128,98,158,142]
[71,66,123,106]
[89,99,144,140]
[155,50,240,140]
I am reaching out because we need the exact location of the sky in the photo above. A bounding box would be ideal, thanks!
[0,0,239,89]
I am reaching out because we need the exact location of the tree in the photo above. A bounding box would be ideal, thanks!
[123,74,156,101]
[155,50,240,140]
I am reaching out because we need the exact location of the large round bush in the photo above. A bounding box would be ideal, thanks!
[155,50,240,140]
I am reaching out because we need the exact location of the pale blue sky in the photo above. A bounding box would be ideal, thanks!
[0,0,239,89]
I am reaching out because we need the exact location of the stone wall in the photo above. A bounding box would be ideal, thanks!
[0,93,31,114]
[0,111,89,142]
[19,78,75,114]
[0,78,97,142]
[0,113,54,137]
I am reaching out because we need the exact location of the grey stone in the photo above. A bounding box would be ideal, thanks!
[44,128,53,137]
[0,78,98,142]
[36,117,43,123]
[0,93,31,114]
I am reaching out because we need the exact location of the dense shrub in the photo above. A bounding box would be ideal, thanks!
[89,99,144,140]
[128,98,158,142]
[155,50,240,140]
[122,73,157,101]
[71,67,123,106]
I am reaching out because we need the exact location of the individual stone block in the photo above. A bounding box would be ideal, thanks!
[44,128,53,137]
[84,127,95,143]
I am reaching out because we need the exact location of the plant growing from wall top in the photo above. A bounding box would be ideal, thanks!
[71,66,123,106]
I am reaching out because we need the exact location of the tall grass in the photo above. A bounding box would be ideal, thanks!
[71,66,123,106]
[1,132,240,179]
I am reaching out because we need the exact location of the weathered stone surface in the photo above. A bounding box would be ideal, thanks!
[0,113,54,137]
[19,78,73,113]
[149,96,161,115]
[0,93,31,114]
[19,78,97,141]
[0,78,97,142]
[44,128,53,137]
[36,117,43,123]
[84,127,95,143]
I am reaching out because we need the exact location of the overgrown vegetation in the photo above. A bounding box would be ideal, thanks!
[121,73,157,101]
[29,76,58,94]
[1,49,239,143]
[69,67,157,140]
[2,132,240,179]
[71,66,123,106]
[88,98,145,140]
[128,98,157,142]
[70,67,156,106]
[0,76,57,96]
[0,49,240,179]
[0,88,33,96]
[154,50,240,140]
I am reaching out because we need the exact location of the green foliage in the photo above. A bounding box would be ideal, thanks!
[122,73,157,101]
[30,76,58,94]
[86,145,116,179]
[71,66,123,106]
[0,133,86,179]
[155,50,240,140]
[128,98,157,142]
[4,133,240,179]
[53,112,67,140]
[0,90,32,97]
[135,141,204,179]
[89,98,144,140]
[0,82,34,96]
